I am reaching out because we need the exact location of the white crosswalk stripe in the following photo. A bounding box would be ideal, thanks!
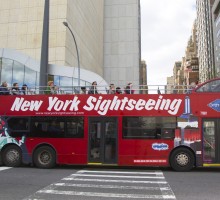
[24,169,176,200]
[0,166,12,171]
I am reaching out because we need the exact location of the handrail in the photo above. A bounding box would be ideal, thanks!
[0,84,197,95]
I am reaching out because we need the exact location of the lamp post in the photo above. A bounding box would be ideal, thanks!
[63,21,80,93]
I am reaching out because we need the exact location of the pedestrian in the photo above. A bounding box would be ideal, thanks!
[88,81,99,94]
[0,81,10,95]
[11,82,21,95]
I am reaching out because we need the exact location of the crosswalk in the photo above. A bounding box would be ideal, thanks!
[0,166,11,171]
[24,169,176,200]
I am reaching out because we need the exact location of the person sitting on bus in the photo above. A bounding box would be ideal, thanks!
[11,82,21,95]
[108,83,116,94]
[21,84,28,95]
[80,87,87,94]
[116,87,122,94]
[125,82,134,94]
[44,81,57,94]
[0,81,10,95]
[88,81,99,94]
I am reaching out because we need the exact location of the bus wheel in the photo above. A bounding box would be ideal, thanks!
[34,146,56,169]
[170,148,195,172]
[2,145,22,167]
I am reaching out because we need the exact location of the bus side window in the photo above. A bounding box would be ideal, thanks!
[213,84,220,92]
[41,123,48,132]
[9,118,28,131]
[156,127,161,139]
[66,122,83,138]
[7,117,29,137]
[47,121,65,138]
[161,128,175,139]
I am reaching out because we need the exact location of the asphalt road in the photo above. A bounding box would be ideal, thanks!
[0,166,219,200]
[163,167,220,200]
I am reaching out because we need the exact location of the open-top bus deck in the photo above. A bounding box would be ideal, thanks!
[0,78,219,171]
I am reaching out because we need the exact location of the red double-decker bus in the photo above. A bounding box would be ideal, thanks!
[0,78,219,171]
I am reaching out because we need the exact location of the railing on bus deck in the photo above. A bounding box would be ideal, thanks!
[0,84,197,95]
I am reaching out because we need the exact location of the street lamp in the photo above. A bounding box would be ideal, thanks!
[63,21,80,93]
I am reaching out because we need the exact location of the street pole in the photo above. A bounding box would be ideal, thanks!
[40,0,49,94]
[63,21,80,93]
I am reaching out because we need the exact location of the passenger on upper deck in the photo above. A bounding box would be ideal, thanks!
[108,83,116,94]
[80,87,87,94]
[11,82,21,95]
[116,87,122,94]
[88,81,99,94]
[21,84,28,95]
[125,82,134,94]
[0,81,10,95]
[45,81,57,94]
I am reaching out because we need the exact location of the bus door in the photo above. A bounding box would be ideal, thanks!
[88,117,117,164]
[203,118,220,165]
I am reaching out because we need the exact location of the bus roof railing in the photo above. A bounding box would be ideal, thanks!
[0,84,198,95]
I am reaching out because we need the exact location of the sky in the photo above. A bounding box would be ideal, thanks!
[140,0,197,86]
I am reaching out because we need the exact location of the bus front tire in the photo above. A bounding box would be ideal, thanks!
[2,145,22,167]
[170,148,195,172]
[34,146,56,169]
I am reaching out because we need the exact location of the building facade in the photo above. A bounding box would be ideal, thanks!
[0,0,104,73]
[183,20,199,86]
[212,0,220,77]
[166,76,174,94]
[0,0,141,89]
[103,0,141,86]
[0,48,108,94]
[140,60,147,94]
[167,18,199,94]
[173,61,182,85]
[196,0,215,82]
[172,61,185,93]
